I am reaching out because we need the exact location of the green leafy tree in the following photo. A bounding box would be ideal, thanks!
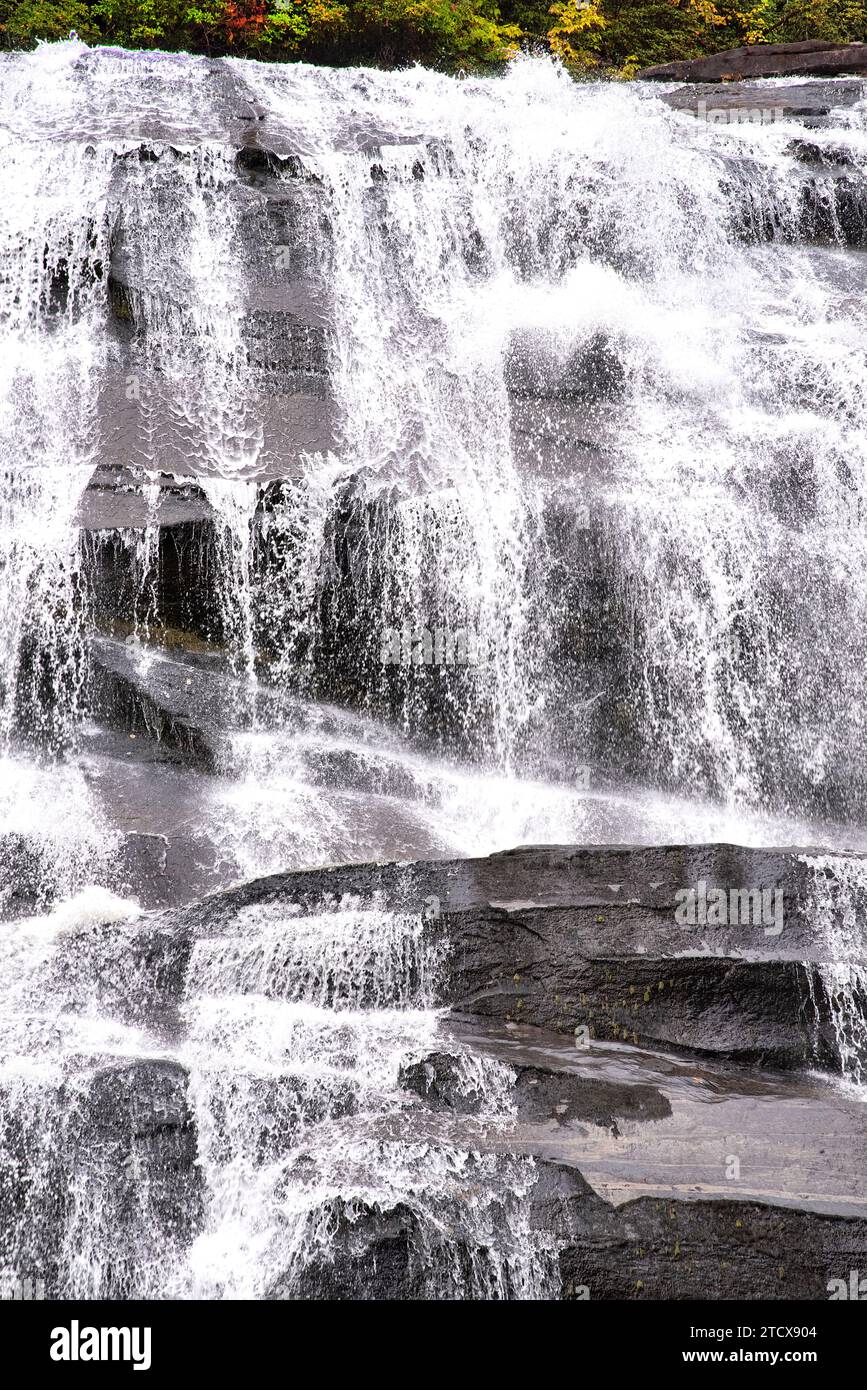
[0,0,97,44]
[1,0,864,78]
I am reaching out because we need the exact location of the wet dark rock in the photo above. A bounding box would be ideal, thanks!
[266,1153,867,1300]
[78,459,867,819]
[0,832,52,918]
[234,146,307,179]
[399,1048,671,1127]
[514,1064,670,1126]
[0,1058,203,1298]
[269,1159,587,1299]
[641,42,867,83]
[445,925,830,1069]
[398,1051,486,1111]
[116,830,224,911]
[78,466,213,532]
[87,635,296,772]
[94,358,336,479]
[0,824,219,918]
[798,170,867,248]
[787,139,860,168]
[44,912,193,1030]
[438,1017,867,1216]
[86,634,369,775]
[89,636,228,772]
[182,832,822,924]
[84,516,224,648]
[208,1073,358,1169]
[85,1059,194,1154]
[269,1199,427,1299]
[179,844,859,1070]
[70,1059,203,1295]
[562,1195,867,1300]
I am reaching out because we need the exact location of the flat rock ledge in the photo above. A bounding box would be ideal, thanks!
[640,40,867,83]
[174,843,865,1071]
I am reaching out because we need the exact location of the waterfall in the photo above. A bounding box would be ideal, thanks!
[801,855,867,1091]
[175,898,556,1300]
[0,137,112,750]
[2,39,867,1300]
[6,44,863,809]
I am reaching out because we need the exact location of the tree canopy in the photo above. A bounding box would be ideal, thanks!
[0,0,863,76]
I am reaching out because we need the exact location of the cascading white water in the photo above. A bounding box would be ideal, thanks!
[177,896,554,1300]
[0,92,118,908]
[0,135,111,750]
[801,854,867,1092]
[224,58,867,806]
[2,40,867,1301]
[8,44,862,810]
[108,135,265,678]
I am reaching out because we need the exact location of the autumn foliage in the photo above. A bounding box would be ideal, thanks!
[0,0,863,72]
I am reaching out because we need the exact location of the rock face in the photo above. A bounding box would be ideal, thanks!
[640,41,867,83]
[54,63,867,824]
[177,843,855,1070]
[659,78,866,121]
[263,1162,867,1301]
[0,833,52,919]
[270,1199,432,1300]
[90,636,230,772]
[443,920,827,1067]
[5,48,867,1302]
[87,634,287,773]
[7,839,866,1299]
[561,1195,867,1300]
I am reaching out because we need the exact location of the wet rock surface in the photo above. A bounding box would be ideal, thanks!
[660,78,866,117]
[3,48,867,1303]
[170,843,856,1068]
[267,1184,867,1301]
[399,1048,672,1126]
[641,42,867,83]
[5,835,866,1298]
[436,1020,867,1217]
[0,1058,203,1297]
[88,635,291,772]
[260,1090,867,1299]
[561,1196,867,1301]
[270,1199,429,1300]
[595,1195,867,1294]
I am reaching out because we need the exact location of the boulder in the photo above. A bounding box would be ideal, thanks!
[660,78,866,117]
